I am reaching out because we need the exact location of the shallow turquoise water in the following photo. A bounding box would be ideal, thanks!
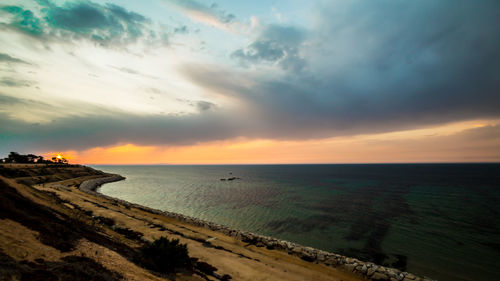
[94,164,500,281]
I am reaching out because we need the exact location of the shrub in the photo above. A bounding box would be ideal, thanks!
[16,178,35,186]
[94,216,115,227]
[141,237,191,273]
[115,227,143,240]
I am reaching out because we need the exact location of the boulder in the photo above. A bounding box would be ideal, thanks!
[344,264,356,272]
[405,273,416,280]
[387,270,399,279]
[367,268,376,276]
[371,272,389,280]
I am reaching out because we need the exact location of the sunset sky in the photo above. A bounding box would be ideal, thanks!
[1,0,500,164]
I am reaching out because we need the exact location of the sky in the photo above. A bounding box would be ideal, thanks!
[1,0,499,164]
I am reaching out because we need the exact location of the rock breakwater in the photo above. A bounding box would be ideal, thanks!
[79,174,126,193]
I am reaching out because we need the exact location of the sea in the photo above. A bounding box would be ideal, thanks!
[92,164,500,281]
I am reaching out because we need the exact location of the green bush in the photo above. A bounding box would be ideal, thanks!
[141,237,191,273]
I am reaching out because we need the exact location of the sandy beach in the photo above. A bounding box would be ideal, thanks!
[0,164,425,281]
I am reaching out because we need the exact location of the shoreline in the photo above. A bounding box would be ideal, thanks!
[79,174,126,193]
[83,173,430,281]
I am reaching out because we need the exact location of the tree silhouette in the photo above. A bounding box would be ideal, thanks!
[2,152,66,164]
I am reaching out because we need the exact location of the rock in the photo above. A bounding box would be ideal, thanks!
[371,272,389,280]
[377,266,387,273]
[292,247,302,255]
[301,254,315,262]
[325,256,338,265]
[405,273,416,280]
[367,268,376,276]
[387,270,398,279]
[361,264,368,273]
[303,248,315,259]
[344,264,356,272]
[255,242,265,247]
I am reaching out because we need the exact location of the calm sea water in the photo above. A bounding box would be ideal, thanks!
[93,164,500,281]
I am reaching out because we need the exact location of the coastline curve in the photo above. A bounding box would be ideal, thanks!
[80,174,432,281]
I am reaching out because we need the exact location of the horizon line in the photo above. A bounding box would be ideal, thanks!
[84,161,500,166]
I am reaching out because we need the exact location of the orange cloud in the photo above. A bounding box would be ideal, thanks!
[50,144,162,165]
[44,119,500,165]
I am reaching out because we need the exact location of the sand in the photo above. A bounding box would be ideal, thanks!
[0,164,364,281]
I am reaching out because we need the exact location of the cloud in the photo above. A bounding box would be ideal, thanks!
[0,108,243,153]
[224,0,500,137]
[0,77,33,87]
[357,124,500,162]
[0,5,43,36]
[57,122,500,164]
[108,65,158,79]
[0,52,30,65]
[2,104,499,163]
[44,1,148,44]
[0,0,165,47]
[110,66,139,75]
[0,94,20,104]
[0,92,121,123]
[231,24,306,71]
[164,0,236,29]
[174,25,188,34]
[196,100,216,111]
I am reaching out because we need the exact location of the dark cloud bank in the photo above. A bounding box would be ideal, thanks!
[184,0,500,139]
[1,0,500,153]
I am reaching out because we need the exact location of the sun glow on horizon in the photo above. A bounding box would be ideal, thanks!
[44,120,500,165]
